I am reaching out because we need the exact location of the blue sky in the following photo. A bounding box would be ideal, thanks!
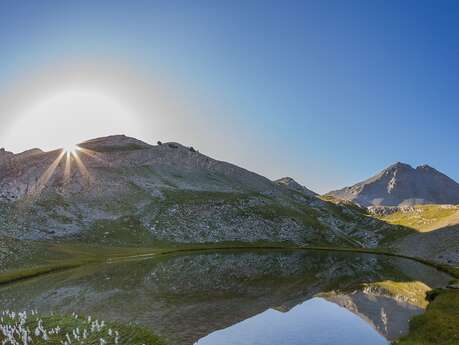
[1,0,458,193]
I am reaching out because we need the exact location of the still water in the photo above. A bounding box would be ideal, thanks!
[0,250,451,345]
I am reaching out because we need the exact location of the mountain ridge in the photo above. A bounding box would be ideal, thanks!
[326,162,459,207]
[0,135,398,250]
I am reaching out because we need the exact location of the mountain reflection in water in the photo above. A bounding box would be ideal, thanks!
[0,250,451,345]
[196,297,388,345]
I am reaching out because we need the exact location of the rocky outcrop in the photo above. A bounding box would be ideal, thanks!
[0,148,13,165]
[327,162,459,206]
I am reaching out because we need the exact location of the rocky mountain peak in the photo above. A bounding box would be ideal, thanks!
[388,162,413,170]
[327,162,459,206]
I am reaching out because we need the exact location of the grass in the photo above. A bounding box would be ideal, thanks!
[380,204,459,232]
[0,311,166,345]
[243,203,324,229]
[394,289,459,345]
[0,260,95,285]
[392,255,459,345]
[81,216,158,246]
[159,189,250,205]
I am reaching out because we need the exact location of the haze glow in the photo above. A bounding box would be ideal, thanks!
[4,90,142,152]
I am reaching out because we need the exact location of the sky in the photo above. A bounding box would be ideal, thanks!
[1,0,459,193]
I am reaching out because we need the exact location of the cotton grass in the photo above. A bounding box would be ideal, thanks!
[0,310,165,345]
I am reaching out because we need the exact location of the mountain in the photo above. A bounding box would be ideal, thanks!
[326,162,459,207]
[274,177,318,197]
[0,135,398,249]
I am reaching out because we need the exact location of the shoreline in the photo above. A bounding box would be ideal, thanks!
[1,243,458,286]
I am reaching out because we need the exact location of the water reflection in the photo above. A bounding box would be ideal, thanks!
[196,298,389,345]
[0,250,451,345]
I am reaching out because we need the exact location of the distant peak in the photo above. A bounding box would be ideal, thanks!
[80,134,139,145]
[327,160,459,206]
[275,177,296,184]
[79,135,151,152]
[386,162,413,170]
[275,177,317,196]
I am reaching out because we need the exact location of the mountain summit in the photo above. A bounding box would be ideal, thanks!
[327,162,459,206]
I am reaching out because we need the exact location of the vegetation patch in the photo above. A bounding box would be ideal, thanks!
[0,310,166,345]
[244,203,324,230]
[394,289,459,345]
[81,216,157,246]
[380,205,459,232]
[160,189,250,205]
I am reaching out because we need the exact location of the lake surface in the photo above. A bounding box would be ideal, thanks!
[0,250,451,345]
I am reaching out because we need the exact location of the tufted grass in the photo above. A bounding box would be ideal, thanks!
[0,311,166,345]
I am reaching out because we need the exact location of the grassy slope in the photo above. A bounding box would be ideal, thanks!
[380,205,459,232]
[395,289,459,345]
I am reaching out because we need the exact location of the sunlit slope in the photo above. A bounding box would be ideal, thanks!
[374,205,459,232]
[371,205,459,265]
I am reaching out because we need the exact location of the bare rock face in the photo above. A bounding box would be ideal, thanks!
[326,162,459,206]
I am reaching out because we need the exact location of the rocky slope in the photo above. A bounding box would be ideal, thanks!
[0,135,399,248]
[327,162,459,207]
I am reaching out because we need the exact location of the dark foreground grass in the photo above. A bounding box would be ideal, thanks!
[0,311,166,345]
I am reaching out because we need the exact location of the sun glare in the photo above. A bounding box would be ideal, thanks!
[4,89,143,153]
[63,143,79,154]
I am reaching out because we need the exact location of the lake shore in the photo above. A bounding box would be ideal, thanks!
[1,241,458,345]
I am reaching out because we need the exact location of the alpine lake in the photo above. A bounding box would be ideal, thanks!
[0,249,451,345]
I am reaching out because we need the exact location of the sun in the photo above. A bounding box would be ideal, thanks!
[62,143,79,154]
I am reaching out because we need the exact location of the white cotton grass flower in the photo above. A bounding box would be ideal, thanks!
[0,309,152,345]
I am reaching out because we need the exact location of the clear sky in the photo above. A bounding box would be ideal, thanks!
[1,0,458,193]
